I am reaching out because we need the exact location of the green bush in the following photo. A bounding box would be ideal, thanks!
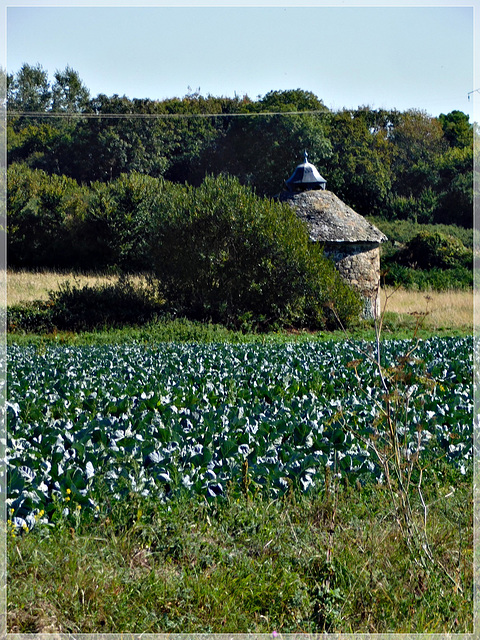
[7,163,90,269]
[374,223,474,291]
[7,301,55,334]
[46,279,164,331]
[382,263,473,291]
[396,230,472,271]
[368,217,473,249]
[389,189,439,224]
[7,165,162,271]
[148,174,362,331]
[79,173,161,270]
[7,279,166,334]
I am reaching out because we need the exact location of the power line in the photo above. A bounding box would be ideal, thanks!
[6,109,330,119]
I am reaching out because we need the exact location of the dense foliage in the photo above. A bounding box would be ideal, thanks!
[395,230,472,271]
[7,64,475,226]
[8,171,362,330]
[382,264,473,291]
[7,165,158,270]
[379,227,474,290]
[368,217,473,248]
[148,174,361,329]
[7,337,473,533]
[6,64,475,305]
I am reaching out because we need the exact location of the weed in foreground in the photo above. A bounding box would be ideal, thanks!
[326,285,473,629]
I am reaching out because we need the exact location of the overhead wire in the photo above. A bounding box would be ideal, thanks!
[6,109,330,119]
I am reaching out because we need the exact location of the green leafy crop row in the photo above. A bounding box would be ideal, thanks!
[7,337,472,533]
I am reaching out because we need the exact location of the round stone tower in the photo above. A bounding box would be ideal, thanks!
[279,153,388,318]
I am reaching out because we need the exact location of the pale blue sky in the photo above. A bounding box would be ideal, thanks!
[2,1,478,121]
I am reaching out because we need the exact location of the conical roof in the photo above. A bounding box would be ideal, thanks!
[285,151,326,191]
[279,189,388,244]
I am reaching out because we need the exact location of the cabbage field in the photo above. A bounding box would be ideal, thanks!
[7,336,473,532]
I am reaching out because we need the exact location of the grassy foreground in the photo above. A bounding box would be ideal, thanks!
[8,473,472,634]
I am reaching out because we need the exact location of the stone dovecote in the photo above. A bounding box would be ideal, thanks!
[279,154,388,317]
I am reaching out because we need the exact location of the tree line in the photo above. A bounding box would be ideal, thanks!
[7,63,474,228]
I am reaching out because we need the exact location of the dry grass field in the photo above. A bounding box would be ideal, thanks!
[6,270,126,306]
[380,286,474,332]
[5,270,475,332]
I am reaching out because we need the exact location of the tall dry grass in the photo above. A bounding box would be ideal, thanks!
[380,286,474,331]
[7,270,146,307]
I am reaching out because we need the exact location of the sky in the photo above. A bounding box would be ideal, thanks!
[2,0,478,122]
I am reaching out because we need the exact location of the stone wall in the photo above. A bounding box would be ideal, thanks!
[323,241,381,317]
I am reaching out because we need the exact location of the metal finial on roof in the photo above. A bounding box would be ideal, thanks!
[285,152,327,192]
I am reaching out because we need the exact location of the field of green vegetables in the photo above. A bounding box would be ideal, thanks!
[7,336,473,532]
